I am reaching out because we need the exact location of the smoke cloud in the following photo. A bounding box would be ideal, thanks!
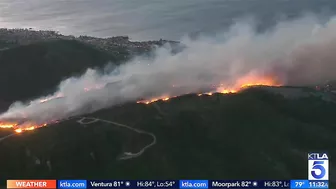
[1,13,336,125]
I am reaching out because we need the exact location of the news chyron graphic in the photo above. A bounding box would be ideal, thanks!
[7,180,57,188]
[308,152,329,181]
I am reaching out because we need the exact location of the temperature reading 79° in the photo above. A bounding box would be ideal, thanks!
[295,181,305,188]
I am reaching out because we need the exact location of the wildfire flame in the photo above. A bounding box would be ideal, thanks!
[136,96,171,104]
[14,128,22,133]
[136,73,281,104]
[0,121,50,134]
[0,122,17,129]
[1,73,282,134]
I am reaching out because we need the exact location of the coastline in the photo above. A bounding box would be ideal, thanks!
[0,28,180,54]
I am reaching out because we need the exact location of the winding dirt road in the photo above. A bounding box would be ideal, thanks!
[76,116,157,160]
[0,116,157,161]
[0,133,15,143]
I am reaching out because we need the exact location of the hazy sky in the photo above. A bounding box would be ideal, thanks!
[0,0,335,40]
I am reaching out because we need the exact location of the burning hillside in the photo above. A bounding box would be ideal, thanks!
[136,72,281,104]
[1,15,336,134]
[0,120,52,133]
[0,72,281,133]
[135,84,281,104]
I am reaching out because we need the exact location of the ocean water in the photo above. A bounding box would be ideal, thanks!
[0,0,336,41]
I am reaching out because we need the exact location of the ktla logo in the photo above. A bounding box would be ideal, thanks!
[308,153,329,180]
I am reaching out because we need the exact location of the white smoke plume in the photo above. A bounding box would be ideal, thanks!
[1,13,336,125]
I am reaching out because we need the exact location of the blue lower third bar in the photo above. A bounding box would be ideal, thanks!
[180,180,208,189]
[58,180,87,189]
[290,180,309,189]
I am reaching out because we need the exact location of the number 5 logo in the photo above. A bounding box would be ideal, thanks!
[311,161,326,179]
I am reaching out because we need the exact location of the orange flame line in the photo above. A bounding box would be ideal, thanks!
[136,76,281,104]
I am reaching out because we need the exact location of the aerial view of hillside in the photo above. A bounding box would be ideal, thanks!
[1,0,336,189]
